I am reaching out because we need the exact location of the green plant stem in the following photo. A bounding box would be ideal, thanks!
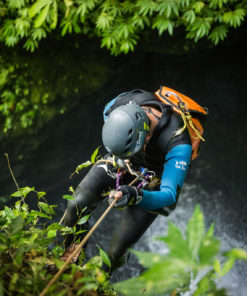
[5,153,25,203]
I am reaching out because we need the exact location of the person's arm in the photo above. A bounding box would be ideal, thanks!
[137,144,192,210]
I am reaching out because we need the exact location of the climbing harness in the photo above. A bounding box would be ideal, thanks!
[155,86,208,160]
[109,161,157,202]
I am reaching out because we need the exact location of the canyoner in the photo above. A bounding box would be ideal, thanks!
[59,84,209,277]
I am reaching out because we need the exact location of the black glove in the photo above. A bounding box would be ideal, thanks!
[109,185,143,208]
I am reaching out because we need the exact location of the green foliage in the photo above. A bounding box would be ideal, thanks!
[1,166,246,296]
[0,41,111,135]
[0,0,246,135]
[0,55,59,134]
[0,186,116,295]
[0,57,36,132]
[97,244,111,268]
[0,0,246,55]
[70,146,101,178]
[113,205,247,296]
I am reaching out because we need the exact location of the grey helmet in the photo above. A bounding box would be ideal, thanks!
[102,103,150,158]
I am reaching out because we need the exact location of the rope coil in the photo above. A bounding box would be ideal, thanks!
[173,102,205,142]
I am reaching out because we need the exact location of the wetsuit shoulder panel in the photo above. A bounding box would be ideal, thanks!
[138,144,192,210]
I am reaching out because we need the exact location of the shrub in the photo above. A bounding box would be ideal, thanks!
[113,206,247,296]
[0,186,116,296]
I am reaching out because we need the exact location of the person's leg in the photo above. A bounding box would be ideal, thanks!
[107,206,158,271]
[63,161,116,248]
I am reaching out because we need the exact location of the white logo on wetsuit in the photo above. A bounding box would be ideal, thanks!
[175,161,187,170]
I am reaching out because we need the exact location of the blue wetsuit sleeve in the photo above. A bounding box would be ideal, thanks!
[137,144,192,210]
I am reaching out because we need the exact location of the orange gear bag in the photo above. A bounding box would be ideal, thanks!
[155,86,208,160]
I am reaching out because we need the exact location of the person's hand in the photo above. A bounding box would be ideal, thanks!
[108,185,143,208]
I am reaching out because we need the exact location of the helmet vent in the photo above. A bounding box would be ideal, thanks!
[126,138,132,146]
[123,148,129,154]
[135,112,141,120]
[128,128,133,135]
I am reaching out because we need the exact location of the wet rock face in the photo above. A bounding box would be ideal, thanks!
[1,32,247,295]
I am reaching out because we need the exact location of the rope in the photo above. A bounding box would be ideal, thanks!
[173,112,187,137]
[173,105,205,142]
[186,112,205,141]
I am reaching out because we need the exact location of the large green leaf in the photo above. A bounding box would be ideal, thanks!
[75,160,92,174]
[34,3,51,28]
[11,187,34,198]
[62,194,74,200]
[193,270,217,296]
[38,201,55,215]
[225,248,247,260]
[156,221,192,262]
[47,229,57,238]
[91,146,101,163]
[28,210,51,219]
[220,257,235,276]
[114,260,187,296]
[199,223,220,265]
[29,0,51,18]
[186,205,205,260]
[132,250,167,268]
[47,223,63,231]
[77,214,90,225]
[97,244,111,268]
[141,260,188,283]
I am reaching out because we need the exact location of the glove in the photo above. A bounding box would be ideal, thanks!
[109,185,143,208]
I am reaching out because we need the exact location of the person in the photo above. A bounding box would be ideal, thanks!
[62,87,206,271]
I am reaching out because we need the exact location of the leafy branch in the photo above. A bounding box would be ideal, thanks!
[70,146,101,178]
[0,0,246,54]
[0,0,246,134]
[0,155,115,295]
[113,205,247,296]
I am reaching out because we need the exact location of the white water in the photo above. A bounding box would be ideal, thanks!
[105,183,247,296]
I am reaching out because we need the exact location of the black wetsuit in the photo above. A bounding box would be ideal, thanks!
[63,90,192,270]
